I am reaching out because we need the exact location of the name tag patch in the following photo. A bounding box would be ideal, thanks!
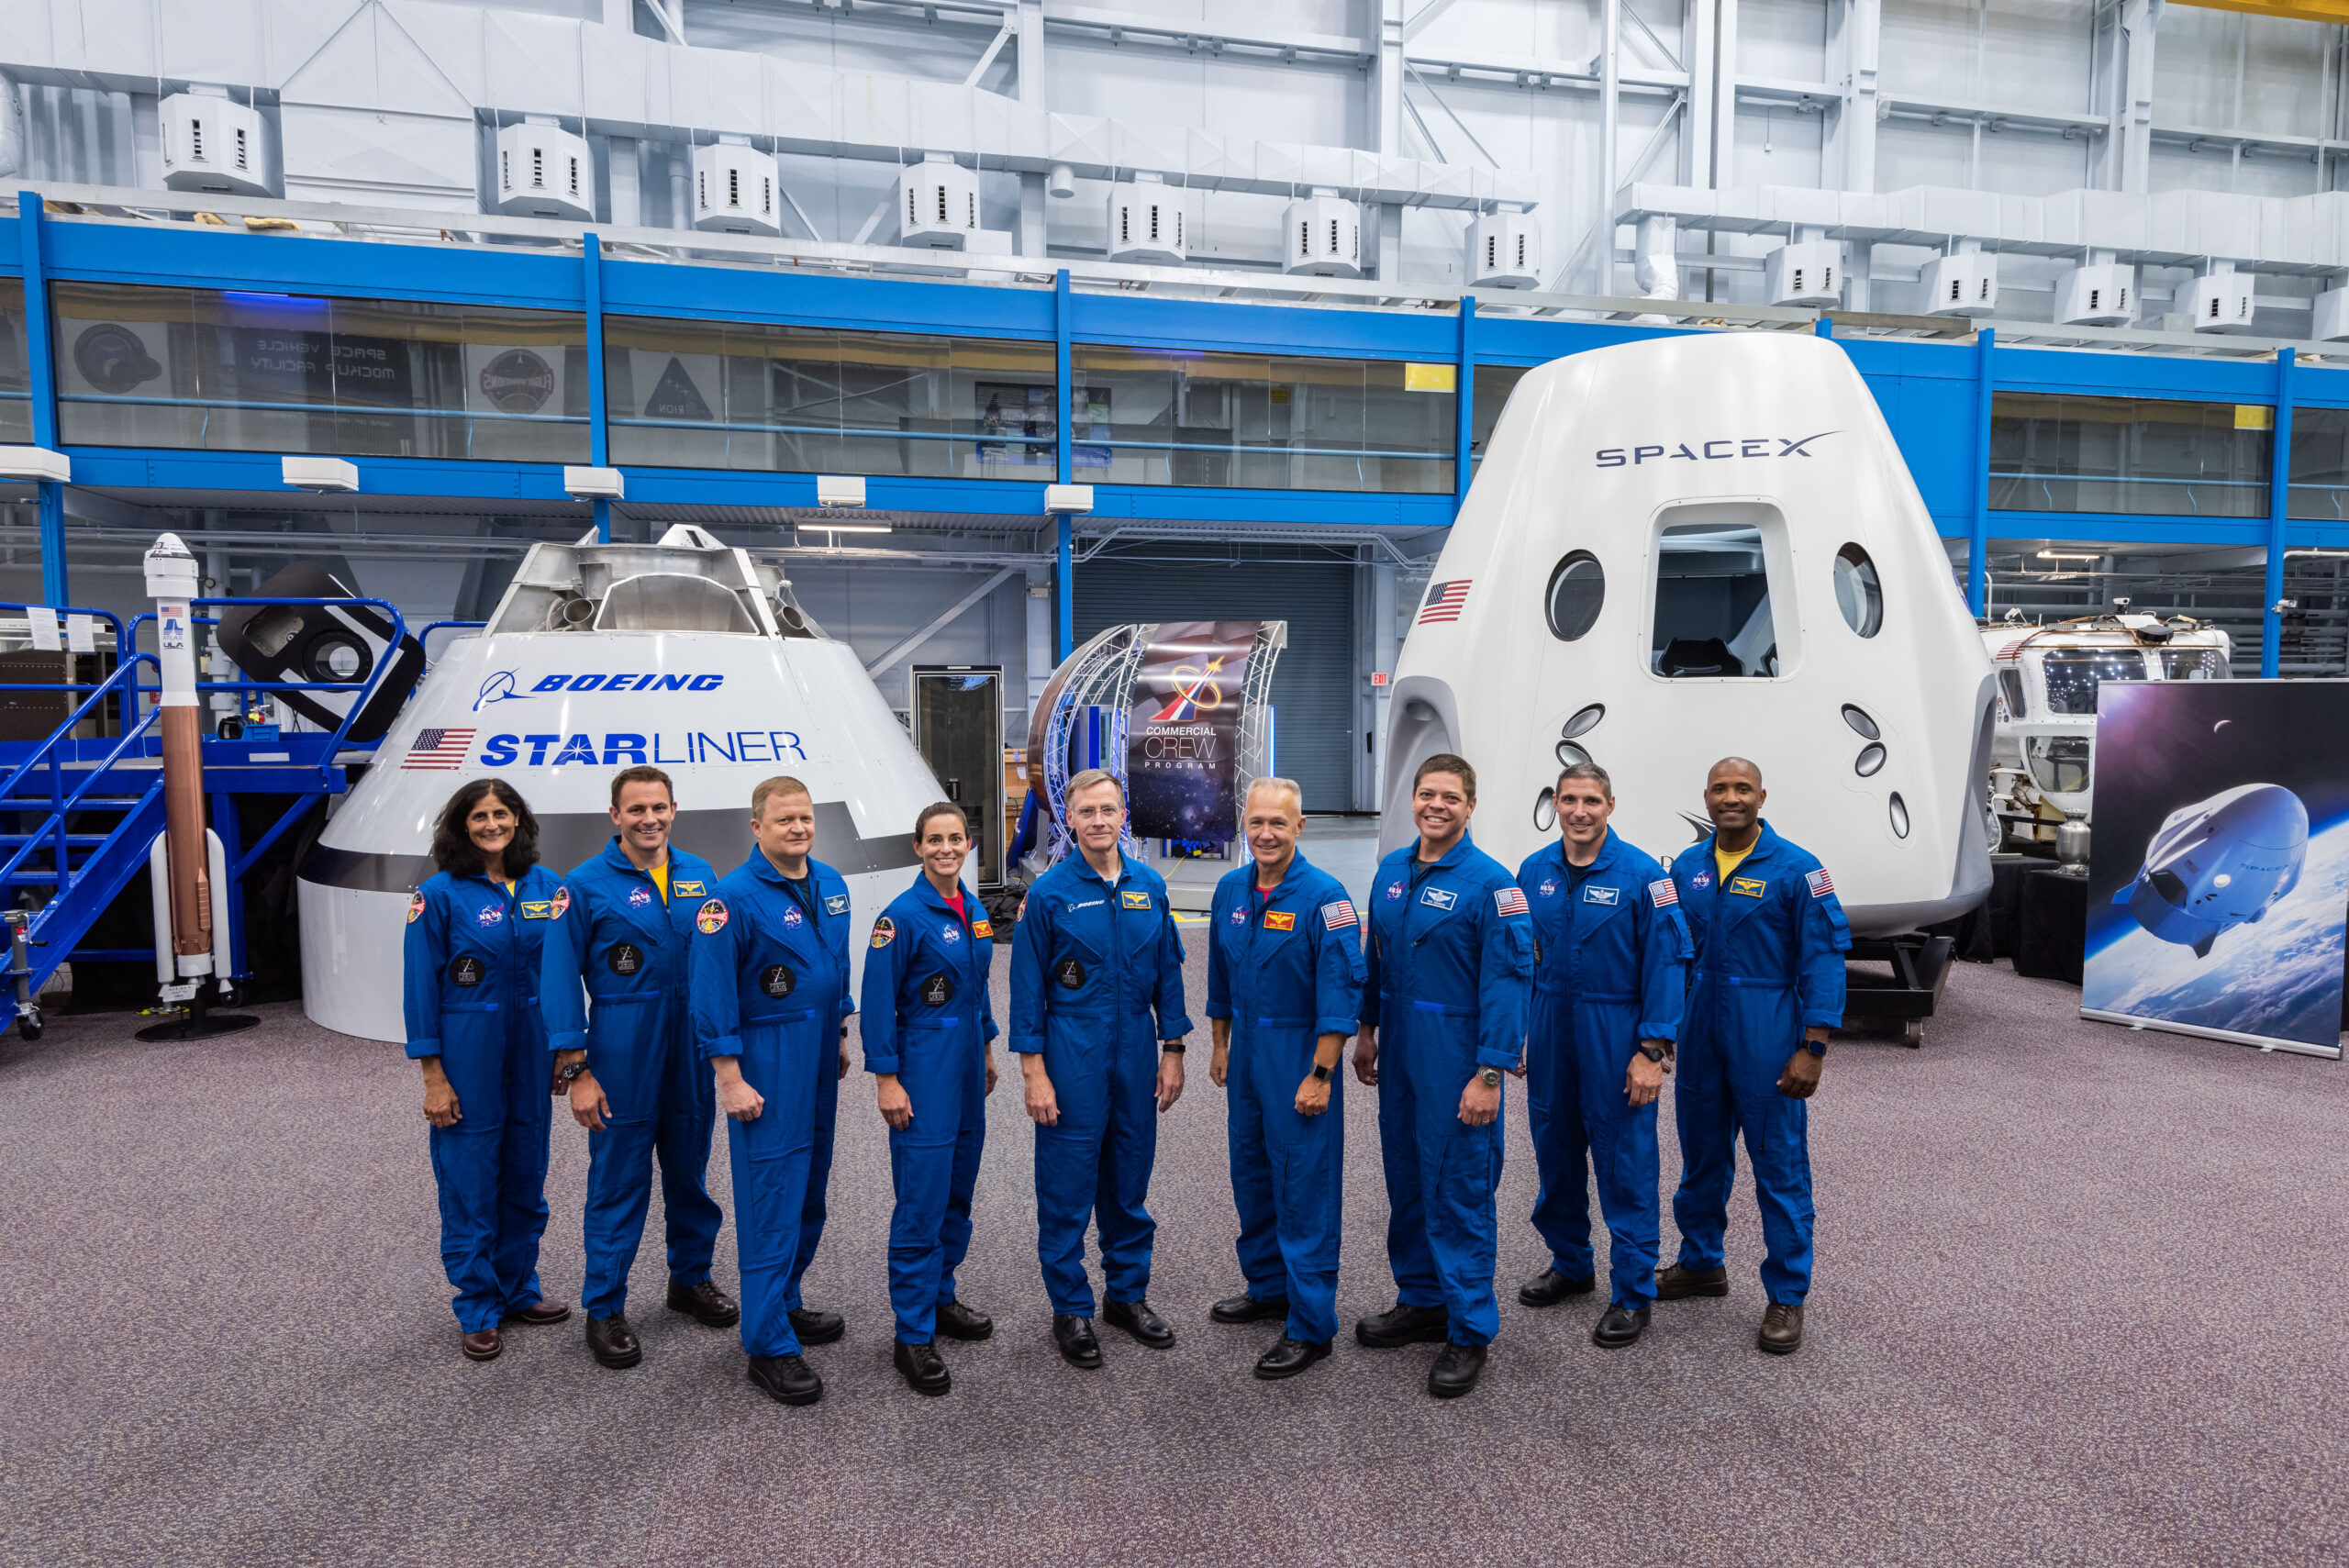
[1583,884,1620,906]
[673,880,707,898]
[1121,890,1153,910]
[1264,910,1297,931]
[1420,885,1457,911]
[972,919,994,940]
[826,894,849,917]
[1730,877,1767,898]
[520,900,554,919]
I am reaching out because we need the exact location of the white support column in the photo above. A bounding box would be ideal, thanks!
[607,135,640,226]
[1833,0,1880,194]
[2120,0,2160,195]
[1598,0,1621,295]
[1017,0,1046,106]
[1369,562,1397,812]
[1025,570,1054,713]
[1710,0,1741,191]
[1375,0,1407,283]
[1686,0,1717,186]
[1019,171,1047,258]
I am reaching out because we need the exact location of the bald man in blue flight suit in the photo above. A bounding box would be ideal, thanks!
[541,765,736,1371]
[1661,757,1849,1356]
[1010,768,1192,1372]
[1204,776,1365,1381]
[1353,753,1534,1400]
[1513,761,1690,1351]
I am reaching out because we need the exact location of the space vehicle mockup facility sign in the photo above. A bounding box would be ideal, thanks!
[2081,681,2349,1060]
[1125,620,1260,844]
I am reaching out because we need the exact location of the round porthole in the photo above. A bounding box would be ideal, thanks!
[1533,786,1557,832]
[1840,704,1880,740]
[1854,742,1887,777]
[1544,551,1605,641]
[1555,740,1591,770]
[1561,703,1605,740]
[1834,543,1884,638]
[301,630,373,685]
[1888,792,1909,839]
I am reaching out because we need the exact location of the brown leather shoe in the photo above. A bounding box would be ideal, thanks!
[1758,1302,1804,1355]
[461,1326,502,1362]
[505,1297,572,1326]
[586,1312,643,1369]
[1655,1262,1730,1300]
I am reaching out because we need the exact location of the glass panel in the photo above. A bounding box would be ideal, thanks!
[2024,734,2092,794]
[1832,543,1883,637]
[606,316,1053,477]
[2039,649,2149,715]
[1545,551,1604,640]
[1069,345,1453,492]
[2287,406,2349,521]
[1996,666,2027,721]
[2159,647,2228,680]
[1989,392,2270,518]
[1653,523,1778,678]
[50,282,588,461]
[1469,362,1531,480]
[0,278,28,443]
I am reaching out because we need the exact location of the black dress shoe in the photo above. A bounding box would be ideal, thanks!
[1253,1336,1331,1381]
[1355,1302,1450,1348]
[748,1353,824,1406]
[1591,1304,1652,1349]
[1655,1262,1730,1300]
[788,1307,845,1346]
[1427,1340,1487,1398]
[505,1297,572,1326]
[936,1299,994,1341]
[1518,1267,1597,1308]
[1102,1297,1175,1349]
[667,1279,741,1328]
[894,1339,952,1396]
[585,1312,642,1369]
[1211,1293,1290,1325]
[1052,1314,1102,1369]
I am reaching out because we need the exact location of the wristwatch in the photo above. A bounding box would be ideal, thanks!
[1801,1036,1828,1058]
[1162,1040,1186,1054]
[1637,1041,1673,1064]
[1310,1063,1332,1083]
[1477,1065,1504,1088]
[555,1057,589,1084]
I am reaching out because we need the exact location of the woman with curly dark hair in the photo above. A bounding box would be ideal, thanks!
[402,777,569,1361]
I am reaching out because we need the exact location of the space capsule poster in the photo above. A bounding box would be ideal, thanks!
[2081,681,2349,1057]
[1125,621,1260,844]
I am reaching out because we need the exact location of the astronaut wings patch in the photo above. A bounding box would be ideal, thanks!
[1321,899,1357,932]
[1806,868,1835,899]
[1649,880,1678,909]
[1494,887,1529,917]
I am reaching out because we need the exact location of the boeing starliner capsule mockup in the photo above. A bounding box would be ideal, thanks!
[1382,331,1995,937]
[2113,783,2308,959]
[298,526,934,1043]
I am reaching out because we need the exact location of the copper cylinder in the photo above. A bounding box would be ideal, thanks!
[160,705,211,958]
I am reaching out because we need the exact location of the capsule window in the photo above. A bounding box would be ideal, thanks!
[1544,551,1605,641]
[1653,522,1777,677]
[1533,787,1557,832]
[1832,543,1883,638]
[1888,792,1909,839]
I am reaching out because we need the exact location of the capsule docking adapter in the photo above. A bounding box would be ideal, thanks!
[136,532,256,1041]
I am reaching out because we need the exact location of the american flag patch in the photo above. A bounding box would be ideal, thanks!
[401,728,475,770]
[1649,880,1677,908]
[1322,899,1357,932]
[1807,868,1834,899]
[1417,580,1471,625]
[1495,886,1529,917]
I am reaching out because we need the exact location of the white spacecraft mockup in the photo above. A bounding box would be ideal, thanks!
[297,526,938,1043]
[2113,782,2307,958]
[1382,330,1996,938]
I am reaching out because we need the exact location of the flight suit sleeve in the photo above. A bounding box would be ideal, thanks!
[538,882,590,1055]
[1008,891,1049,1054]
[980,938,1000,1044]
[1152,895,1194,1041]
[690,898,745,1061]
[1476,882,1537,1071]
[829,879,857,1021]
[1796,868,1852,1030]
[1313,894,1367,1039]
[858,909,910,1075]
[1359,900,1383,1032]
[1204,889,1233,1023]
[402,885,446,1061]
[1634,874,1693,1044]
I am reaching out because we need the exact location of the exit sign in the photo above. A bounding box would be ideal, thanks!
[1370,672,1390,686]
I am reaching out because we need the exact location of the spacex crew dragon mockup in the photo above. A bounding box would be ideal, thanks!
[1381,331,1995,938]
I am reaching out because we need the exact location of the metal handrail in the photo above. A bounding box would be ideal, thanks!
[0,600,133,731]
[0,653,161,893]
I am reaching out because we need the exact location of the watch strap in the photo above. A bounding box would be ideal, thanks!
[1310,1063,1332,1083]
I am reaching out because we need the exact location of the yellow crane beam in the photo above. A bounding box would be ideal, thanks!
[2169,0,2349,23]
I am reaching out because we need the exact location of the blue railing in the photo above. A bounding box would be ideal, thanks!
[0,651,160,894]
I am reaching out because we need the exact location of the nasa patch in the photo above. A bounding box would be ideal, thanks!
[1539,879,1559,897]
[448,955,484,987]
[871,916,896,950]
[673,880,707,898]
[941,922,962,944]
[783,904,805,929]
[1230,906,1249,926]
[1420,885,1457,912]
[406,891,427,925]
[607,942,643,977]
[759,964,796,999]
[627,886,654,909]
[1691,872,1714,890]
[1583,884,1620,906]
[1385,882,1405,900]
[920,973,955,1006]
[826,894,849,917]
[475,904,505,929]
[1264,910,1297,931]
[695,898,729,934]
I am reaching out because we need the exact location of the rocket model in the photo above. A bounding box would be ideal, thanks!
[2113,783,2308,958]
[297,525,942,1044]
[1381,331,1996,937]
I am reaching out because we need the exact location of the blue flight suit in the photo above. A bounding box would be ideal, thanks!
[688,853,855,1358]
[1362,833,1534,1347]
[402,864,565,1334]
[1517,831,1691,1311]
[859,875,998,1345]
[1668,821,1850,1306]
[540,840,725,1322]
[1205,851,1365,1347]
[1008,852,1192,1318]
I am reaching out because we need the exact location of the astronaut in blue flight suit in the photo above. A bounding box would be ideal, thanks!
[1353,753,1534,1400]
[861,800,1001,1397]
[1204,777,1364,1382]
[403,778,570,1362]
[1009,768,1193,1372]
[540,765,736,1372]
[1659,757,1849,1358]
[1512,761,1690,1351]
[689,775,856,1407]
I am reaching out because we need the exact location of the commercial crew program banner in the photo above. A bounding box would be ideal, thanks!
[1126,621,1260,844]
[2081,680,2349,1059]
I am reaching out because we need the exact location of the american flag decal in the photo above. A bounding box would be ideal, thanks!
[1494,886,1529,917]
[1807,868,1834,899]
[1322,899,1357,932]
[1417,580,1471,625]
[1650,879,1677,908]
[401,728,476,770]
